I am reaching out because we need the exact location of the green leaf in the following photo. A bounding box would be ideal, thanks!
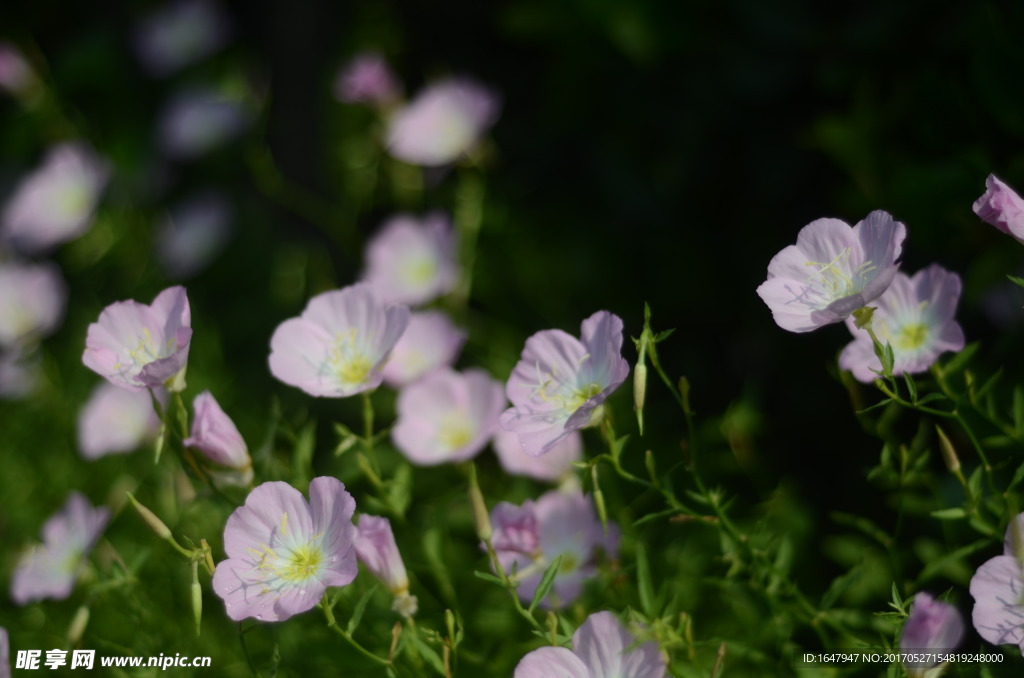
[930,507,967,520]
[653,328,676,343]
[292,420,316,489]
[903,373,918,402]
[1014,387,1024,434]
[528,555,563,613]
[915,393,948,406]
[407,630,447,676]
[473,570,509,587]
[635,544,655,617]
[1008,274,1024,289]
[820,564,862,609]
[1009,461,1024,492]
[346,585,377,634]
[856,398,893,414]
[943,342,979,375]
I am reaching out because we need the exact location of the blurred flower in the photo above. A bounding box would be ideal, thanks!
[334,52,400,106]
[382,310,466,387]
[353,514,417,617]
[490,489,617,608]
[839,264,964,382]
[0,260,66,348]
[1,142,110,254]
[362,213,458,306]
[970,513,1024,652]
[392,367,505,465]
[184,390,252,487]
[269,282,409,397]
[133,0,231,77]
[974,174,1024,243]
[78,381,162,460]
[0,627,7,678]
[82,285,192,392]
[901,592,964,675]
[155,191,234,279]
[493,429,581,483]
[515,611,665,678]
[756,210,907,333]
[159,86,250,160]
[11,492,110,605]
[212,477,357,622]
[501,311,629,457]
[0,41,36,97]
[386,77,500,166]
[0,347,40,399]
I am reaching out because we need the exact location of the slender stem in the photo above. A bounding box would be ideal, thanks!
[321,595,392,666]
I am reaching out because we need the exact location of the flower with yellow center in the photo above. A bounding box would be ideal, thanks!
[361,213,459,306]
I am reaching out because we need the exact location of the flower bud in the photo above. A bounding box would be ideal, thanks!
[126,492,173,541]
[184,390,253,487]
[900,592,963,676]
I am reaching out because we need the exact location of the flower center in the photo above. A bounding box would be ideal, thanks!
[567,383,602,413]
[402,255,438,288]
[55,183,90,220]
[804,249,876,303]
[437,414,473,451]
[558,552,579,573]
[328,329,373,386]
[894,322,929,350]
[278,544,324,583]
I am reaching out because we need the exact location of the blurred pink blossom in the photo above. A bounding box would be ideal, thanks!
[354,514,417,617]
[0,261,66,348]
[382,310,465,387]
[334,52,400,106]
[0,41,35,97]
[901,592,963,674]
[362,213,458,306]
[974,174,1024,243]
[159,86,250,160]
[133,0,231,77]
[78,381,162,460]
[155,191,234,279]
[492,429,581,483]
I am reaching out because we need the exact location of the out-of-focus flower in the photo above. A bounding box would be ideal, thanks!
[0,347,40,399]
[1,142,110,254]
[155,191,234,279]
[82,285,192,392]
[493,429,581,483]
[0,261,66,348]
[756,211,907,333]
[0,41,36,97]
[78,382,162,460]
[971,513,1024,652]
[974,174,1024,243]
[501,311,629,457]
[0,626,8,678]
[334,52,400,106]
[386,78,500,166]
[515,611,666,678]
[212,477,358,622]
[159,86,250,160]
[382,310,465,387]
[133,0,231,77]
[269,283,409,397]
[184,390,252,486]
[353,514,417,617]
[362,213,458,307]
[392,367,504,465]
[489,489,617,608]
[11,493,110,605]
[839,264,965,382]
[901,592,964,675]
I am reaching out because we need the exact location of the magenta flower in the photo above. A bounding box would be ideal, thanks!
[11,493,110,605]
[155,191,234,280]
[500,311,629,457]
[269,283,409,397]
[515,611,665,678]
[82,286,192,392]
[0,261,66,348]
[386,77,501,166]
[381,310,466,387]
[184,390,252,486]
[78,382,162,460]
[334,52,400,106]
[353,514,417,617]
[362,213,458,307]
[133,0,231,77]
[392,367,505,465]
[901,592,964,674]
[490,489,617,608]
[971,513,1024,652]
[159,86,250,160]
[839,264,965,382]
[1,142,110,254]
[756,211,907,333]
[212,477,358,622]
[974,174,1024,243]
[492,429,581,483]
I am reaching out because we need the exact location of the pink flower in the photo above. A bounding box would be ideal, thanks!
[362,213,458,306]
[269,283,409,397]
[1,142,110,254]
[381,310,466,387]
[11,493,110,605]
[78,382,162,460]
[973,174,1024,243]
[133,0,231,77]
[0,261,66,348]
[386,77,501,166]
[159,86,250,160]
[492,429,582,483]
[500,311,629,457]
[839,264,965,382]
[392,367,505,465]
[212,477,358,622]
[353,514,417,617]
[971,513,1024,652]
[334,52,400,106]
[901,593,964,674]
[82,286,192,392]
[489,489,618,608]
[155,191,234,279]
[184,390,252,486]
[514,611,666,678]
[0,41,35,97]
[756,211,907,332]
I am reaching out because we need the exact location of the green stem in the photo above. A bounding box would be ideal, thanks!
[321,594,392,666]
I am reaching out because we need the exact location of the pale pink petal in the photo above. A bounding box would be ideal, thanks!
[573,611,665,678]
[514,647,591,678]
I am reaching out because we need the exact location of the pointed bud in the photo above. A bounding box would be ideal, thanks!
[126,492,173,541]
[67,606,90,646]
[467,464,491,541]
[191,560,203,637]
[935,426,961,474]
[633,362,648,435]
